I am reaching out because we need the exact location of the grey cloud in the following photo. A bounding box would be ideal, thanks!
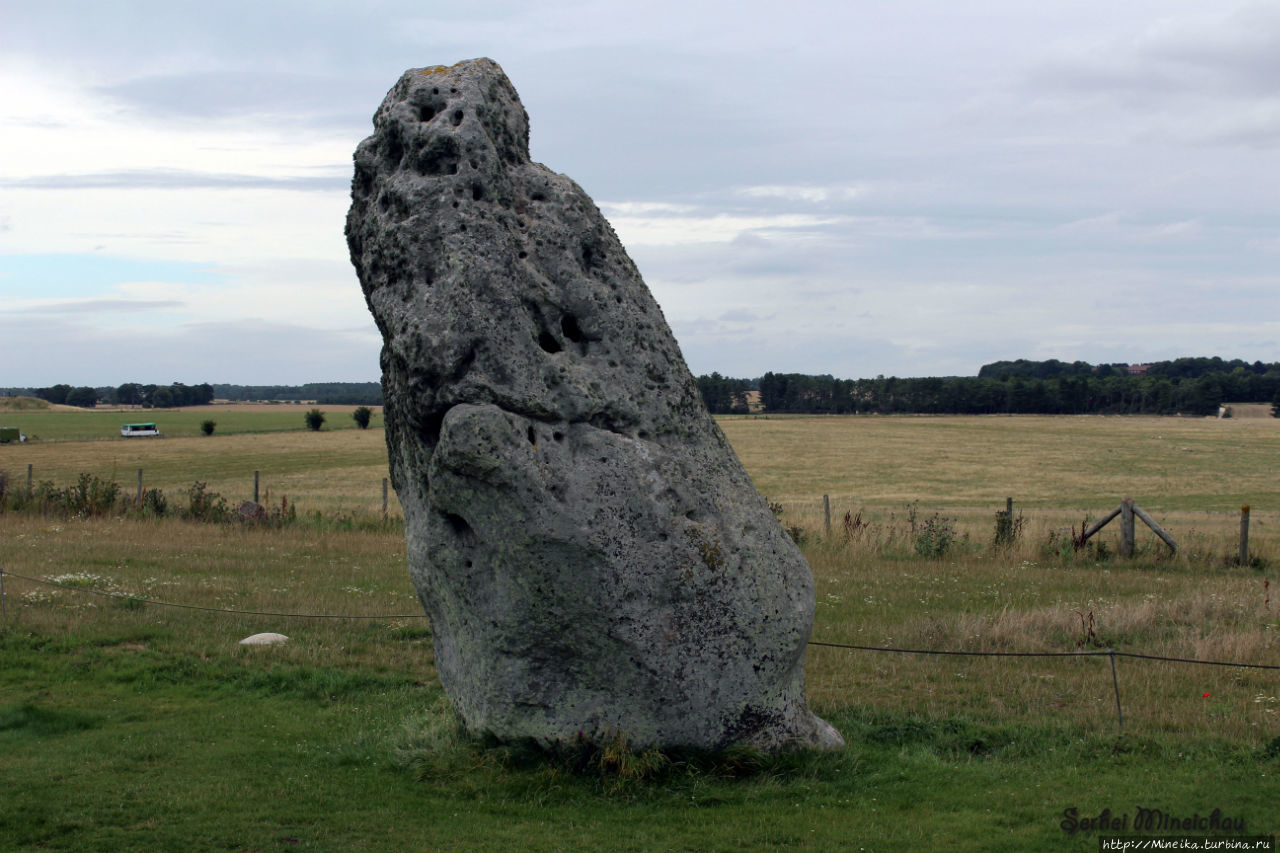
[0,169,349,192]
[0,314,380,386]
[97,71,383,131]
[11,299,187,315]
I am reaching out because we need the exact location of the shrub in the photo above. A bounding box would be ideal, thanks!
[201,420,216,436]
[305,408,326,431]
[352,406,373,429]
[184,481,229,522]
[993,508,1025,548]
[913,513,957,558]
[140,488,168,517]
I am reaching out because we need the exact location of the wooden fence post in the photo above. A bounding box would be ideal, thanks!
[136,468,143,506]
[823,494,831,538]
[27,463,33,498]
[1240,505,1251,566]
[382,478,389,520]
[1131,504,1178,553]
[253,470,260,504]
[1120,498,1135,558]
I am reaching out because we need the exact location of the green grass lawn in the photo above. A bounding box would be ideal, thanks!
[2,404,381,442]
[1,513,1276,851]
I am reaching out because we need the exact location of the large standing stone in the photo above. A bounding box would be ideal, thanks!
[346,58,841,752]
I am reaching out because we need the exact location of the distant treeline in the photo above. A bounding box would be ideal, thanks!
[3,382,382,408]
[212,383,382,406]
[697,358,1280,416]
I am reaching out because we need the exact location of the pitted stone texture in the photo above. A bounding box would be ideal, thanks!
[346,58,840,752]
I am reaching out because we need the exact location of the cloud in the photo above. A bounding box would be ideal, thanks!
[736,184,867,204]
[10,298,187,315]
[0,168,349,192]
[97,71,377,129]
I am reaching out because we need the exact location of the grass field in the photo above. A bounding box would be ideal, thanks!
[1,408,1277,851]
[0,400,383,442]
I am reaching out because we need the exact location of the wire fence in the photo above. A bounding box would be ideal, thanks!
[4,566,1276,729]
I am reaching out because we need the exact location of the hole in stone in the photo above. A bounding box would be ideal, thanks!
[560,314,584,343]
[452,201,460,208]
[413,135,460,177]
[353,162,374,199]
[553,431,564,442]
[443,512,472,537]
[378,192,391,213]
[384,132,405,168]
[432,87,439,95]
[518,251,528,259]
[537,330,562,353]
[451,109,464,126]
[459,223,467,232]
[472,184,484,201]
[469,159,479,169]
[526,425,537,445]
[417,104,437,122]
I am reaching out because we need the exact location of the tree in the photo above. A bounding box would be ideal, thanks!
[201,420,216,436]
[65,386,98,408]
[114,382,143,406]
[352,406,373,429]
[305,408,326,431]
[151,387,174,408]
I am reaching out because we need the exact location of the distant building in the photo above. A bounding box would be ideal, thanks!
[1127,364,1150,376]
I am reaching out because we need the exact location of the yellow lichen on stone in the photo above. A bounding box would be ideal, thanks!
[420,65,451,76]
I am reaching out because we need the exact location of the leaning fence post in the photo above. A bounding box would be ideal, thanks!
[1109,650,1123,727]
[1131,504,1178,553]
[823,494,831,538]
[382,478,389,520]
[1240,505,1251,566]
[1120,499,1135,558]
[254,470,260,504]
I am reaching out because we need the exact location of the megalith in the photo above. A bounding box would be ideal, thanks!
[346,58,841,752]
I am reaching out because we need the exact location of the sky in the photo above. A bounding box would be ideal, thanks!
[2,0,1277,387]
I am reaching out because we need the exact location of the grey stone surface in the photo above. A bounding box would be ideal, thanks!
[346,58,841,752]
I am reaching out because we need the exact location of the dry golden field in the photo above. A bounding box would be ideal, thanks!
[719,413,1280,547]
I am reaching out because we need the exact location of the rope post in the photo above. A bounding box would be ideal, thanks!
[382,478,389,520]
[823,494,831,538]
[1240,505,1251,566]
[1109,649,1123,727]
[253,470,260,504]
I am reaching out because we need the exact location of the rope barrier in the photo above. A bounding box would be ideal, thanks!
[5,569,1276,672]
[807,638,1280,670]
[807,640,1111,659]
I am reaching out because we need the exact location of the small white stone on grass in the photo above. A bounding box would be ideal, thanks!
[239,632,289,646]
